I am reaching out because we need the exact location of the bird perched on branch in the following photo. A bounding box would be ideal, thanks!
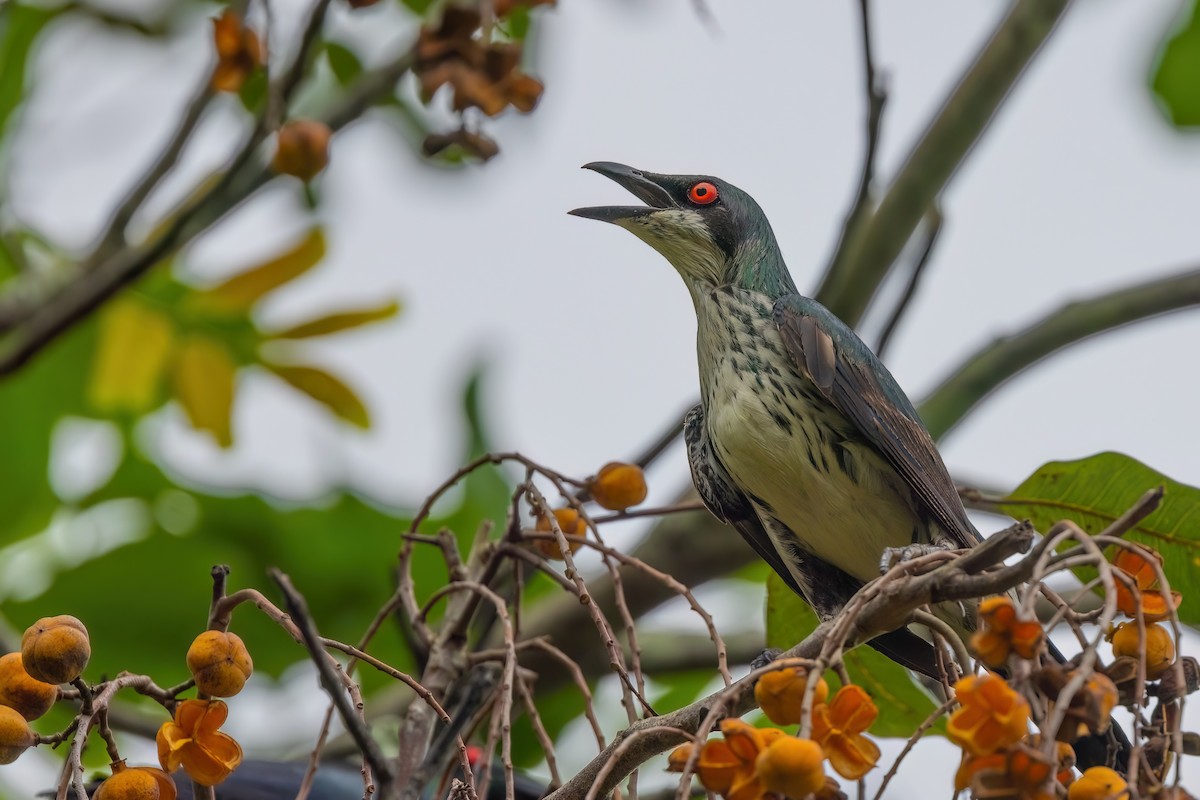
[570,162,1128,769]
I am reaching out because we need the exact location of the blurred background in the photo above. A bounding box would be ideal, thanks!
[2,0,1199,796]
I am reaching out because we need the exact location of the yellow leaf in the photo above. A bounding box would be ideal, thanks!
[268,299,401,339]
[198,229,325,311]
[89,297,175,413]
[265,363,369,428]
[173,337,237,446]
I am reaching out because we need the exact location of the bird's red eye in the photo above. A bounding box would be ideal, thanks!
[688,181,718,205]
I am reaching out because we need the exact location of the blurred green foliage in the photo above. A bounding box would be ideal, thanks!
[0,224,513,712]
[1152,0,1200,127]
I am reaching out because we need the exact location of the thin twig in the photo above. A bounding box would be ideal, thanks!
[875,205,942,357]
[272,570,395,799]
[816,0,1074,324]
[823,0,887,281]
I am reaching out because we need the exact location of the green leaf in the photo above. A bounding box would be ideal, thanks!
[268,299,401,339]
[264,362,371,428]
[195,228,326,312]
[238,68,268,114]
[505,6,531,41]
[1152,0,1200,128]
[1001,452,1200,625]
[0,4,60,142]
[764,573,943,737]
[400,0,437,15]
[172,336,238,446]
[325,42,363,87]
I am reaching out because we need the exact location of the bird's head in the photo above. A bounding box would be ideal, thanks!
[570,162,794,297]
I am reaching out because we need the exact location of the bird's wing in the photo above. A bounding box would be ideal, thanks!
[685,404,807,596]
[773,295,981,549]
[684,404,946,678]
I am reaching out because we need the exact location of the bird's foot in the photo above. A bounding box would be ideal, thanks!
[879,543,952,574]
[750,648,783,671]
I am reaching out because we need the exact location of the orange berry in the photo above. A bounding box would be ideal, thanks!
[589,462,648,511]
[691,740,740,794]
[1110,622,1175,680]
[755,737,826,799]
[1067,766,1129,800]
[187,631,254,697]
[94,761,178,800]
[211,10,263,93]
[271,120,331,182]
[754,666,829,726]
[157,699,243,786]
[21,615,90,684]
[665,743,694,772]
[0,652,57,721]
[0,705,36,765]
[533,507,586,559]
[947,673,1030,756]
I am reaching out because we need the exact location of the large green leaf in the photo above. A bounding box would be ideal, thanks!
[1152,0,1200,128]
[764,573,943,738]
[1001,452,1200,625]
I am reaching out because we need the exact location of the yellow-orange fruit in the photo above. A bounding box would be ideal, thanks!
[0,652,57,720]
[94,762,178,800]
[1110,622,1176,680]
[21,615,90,684]
[271,120,331,182]
[186,631,254,697]
[755,737,826,799]
[665,743,693,772]
[0,705,36,765]
[754,667,829,726]
[1067,766,1129,800]
[533,508,586,560]
[589,462,648,511]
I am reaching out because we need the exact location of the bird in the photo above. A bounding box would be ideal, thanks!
[570,161,1128,768]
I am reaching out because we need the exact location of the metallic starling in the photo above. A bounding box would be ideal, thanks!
[570,162,973,674]
[570,162,1129,768]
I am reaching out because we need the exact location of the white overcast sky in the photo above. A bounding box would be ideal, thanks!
[5,0,1200,795]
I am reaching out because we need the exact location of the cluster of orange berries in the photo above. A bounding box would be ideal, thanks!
[666,666,882,800]
[209,10,332,183]
[0,616,90,764]
[530,462,648,560]
[0,613,253,799]
[90,628,252,799]
[950,672,1128,800]
[952,545,1188,800]
[153,630,253,789]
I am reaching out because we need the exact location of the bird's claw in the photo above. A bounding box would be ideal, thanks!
[750,648,783,671]
[879,543,950,574]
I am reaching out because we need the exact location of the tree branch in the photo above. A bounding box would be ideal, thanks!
[874,204,942,358]
[815,0,1073,324]
[0,36,415,377]
[517,497,757,687]
[918,266,1200,440]
[544,522,1038,800]
[822,0,887,281]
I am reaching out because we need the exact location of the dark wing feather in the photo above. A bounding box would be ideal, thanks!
[773,295,981,549]
[684,404,944,679]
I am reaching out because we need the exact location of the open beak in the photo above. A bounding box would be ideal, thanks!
[569,162,677,223]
